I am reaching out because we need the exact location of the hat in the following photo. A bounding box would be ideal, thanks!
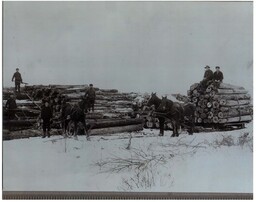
[215,66,220,69]
[16,68,19,70]
[204,65,210,69]
[89,84,93,87]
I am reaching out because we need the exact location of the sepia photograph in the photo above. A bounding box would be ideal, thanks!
[2,1,253,199]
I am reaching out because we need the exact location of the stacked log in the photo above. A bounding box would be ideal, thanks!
[3,119,38,131]
[60,88,137,118]
[87,118,143,129]
[3,85,144,138]
[90,124,143,136]
[188,82,253,126]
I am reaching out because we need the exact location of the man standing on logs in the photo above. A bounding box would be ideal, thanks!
[12,68,23,93]
[85,84,96,112]
[200,65,213,89]
[213,66,224,82]
[5,95,17,120]
[40,101,53,138]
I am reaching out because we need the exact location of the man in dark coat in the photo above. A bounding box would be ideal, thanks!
[84,84,96,112]
[201,65,213,89]
[12,68,23,93]
[40,101,53,138]
[5,95,17,120]
[213,66,224,82]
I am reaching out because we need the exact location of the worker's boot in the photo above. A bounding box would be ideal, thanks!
[47,131,51,138]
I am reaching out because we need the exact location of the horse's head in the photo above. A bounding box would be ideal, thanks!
[157,96,173,112]
[79,97,89,112]
[146,93,161,109]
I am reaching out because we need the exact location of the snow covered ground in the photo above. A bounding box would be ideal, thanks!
[3,123,253,193]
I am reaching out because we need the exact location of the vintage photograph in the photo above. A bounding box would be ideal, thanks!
[2,1,253,199]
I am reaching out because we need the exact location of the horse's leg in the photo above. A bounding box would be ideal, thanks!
[159,117,164,136]
[83,119,91,140]
[74,122,77,137]
[66,120,70,135]
[173,122,177,137]
[62,120,66,137]
[72,121,78,140]
[188,115,194,135]
[172,117,180,137]
[176,121,180,137]
[67,120,72,137]
[61,119,65,135]
[62,119,66,136]
[171,121,176,137]
[81,118,86,135]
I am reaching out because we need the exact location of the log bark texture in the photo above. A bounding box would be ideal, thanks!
[188,82,252,125]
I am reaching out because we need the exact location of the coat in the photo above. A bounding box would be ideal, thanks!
[204,69,213,80]
[12,72,22,83]
[6,98,17,109]
[213,71,224,82]
[85,88,96,100]
[41,106,53,121]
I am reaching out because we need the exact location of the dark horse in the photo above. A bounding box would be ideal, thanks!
[146,93,166,136]
[61,97,90,138]
[157,96,195,137]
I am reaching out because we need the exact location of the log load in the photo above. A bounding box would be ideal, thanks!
[188,82,253,125]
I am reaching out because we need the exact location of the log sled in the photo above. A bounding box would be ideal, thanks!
[188,82,253,127]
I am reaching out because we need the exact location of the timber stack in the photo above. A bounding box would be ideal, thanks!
[3,84,144,139]
[188,82,253,127]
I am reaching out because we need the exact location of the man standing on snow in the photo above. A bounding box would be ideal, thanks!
[84,84,96,112]
[40,101,53,138]
[12,68,23,93]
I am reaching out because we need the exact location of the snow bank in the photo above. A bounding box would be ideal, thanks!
[3,123,253,193]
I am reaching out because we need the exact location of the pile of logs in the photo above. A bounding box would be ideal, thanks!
[23,84,138,118]
[188,82,253,126]
[3,85,145,138]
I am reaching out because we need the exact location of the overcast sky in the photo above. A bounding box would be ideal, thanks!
[3,1,253,95]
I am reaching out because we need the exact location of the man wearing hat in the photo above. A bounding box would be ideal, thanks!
[40,101,53,138]
[12,68,23,93]
[201,65,214,88]
[213,66,224,82]
[84,84,96,112]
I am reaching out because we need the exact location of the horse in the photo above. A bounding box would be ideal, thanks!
[157,96,195,137]
[156,96,183,137]
[61,98,90,138]
[146,93,166,136]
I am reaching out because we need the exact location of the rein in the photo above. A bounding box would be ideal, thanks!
[153,111,192,128]
[153,111,176,119]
